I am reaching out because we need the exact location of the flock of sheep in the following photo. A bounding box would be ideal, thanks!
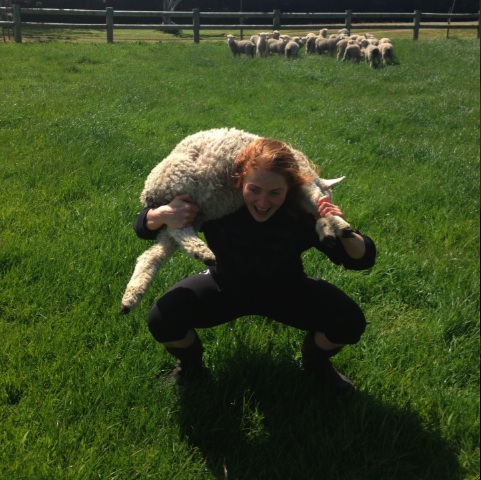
[226,28,397,67]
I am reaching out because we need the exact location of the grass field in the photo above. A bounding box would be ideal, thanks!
[0,36,479,479]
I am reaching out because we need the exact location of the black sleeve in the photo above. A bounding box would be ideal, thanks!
[318,231,377,271]
[133,207,161,240]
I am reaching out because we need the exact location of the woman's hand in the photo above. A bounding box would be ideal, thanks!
[317,195,345,219]
[145,194,200,231]
[317,196,366,259]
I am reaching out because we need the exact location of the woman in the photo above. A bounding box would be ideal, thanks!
[133,138,376,392]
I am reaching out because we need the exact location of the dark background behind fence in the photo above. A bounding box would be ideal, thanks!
[4,0,481,14]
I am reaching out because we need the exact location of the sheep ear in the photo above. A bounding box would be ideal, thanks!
[323,176,345,189]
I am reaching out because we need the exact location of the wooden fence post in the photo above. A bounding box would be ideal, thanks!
[413,10,421,40]
[478,6,481,40]
[345,9,352,32]
[12,3,21,43]
[106,7,113,43]
[273,9,280,30]
[193,8,200,43]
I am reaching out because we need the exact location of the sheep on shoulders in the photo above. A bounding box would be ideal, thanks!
[120,128,353,313]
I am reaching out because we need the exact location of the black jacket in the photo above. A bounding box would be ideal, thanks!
[134,204,376,290]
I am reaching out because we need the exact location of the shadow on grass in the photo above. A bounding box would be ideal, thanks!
[175,349,461,480]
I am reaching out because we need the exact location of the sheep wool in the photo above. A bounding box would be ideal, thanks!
[226,34,255,58]
[121,128,352,313]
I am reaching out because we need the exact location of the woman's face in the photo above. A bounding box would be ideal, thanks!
[242,168,289,222]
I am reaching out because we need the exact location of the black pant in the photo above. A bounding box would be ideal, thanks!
[148,271,366,344]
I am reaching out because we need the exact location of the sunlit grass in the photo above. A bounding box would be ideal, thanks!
[0,38,479,479]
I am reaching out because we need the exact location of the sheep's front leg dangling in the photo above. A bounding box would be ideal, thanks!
[121,233,178,314]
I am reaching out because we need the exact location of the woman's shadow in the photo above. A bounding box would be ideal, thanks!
[175,346,461,480]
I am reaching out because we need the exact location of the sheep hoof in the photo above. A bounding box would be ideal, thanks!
[120,304,131,315]
[341,227,355,238]
[322,234,337,248]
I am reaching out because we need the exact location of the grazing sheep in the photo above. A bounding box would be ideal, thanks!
[256,32,269,57]
[306,34,317,54]
[336,37,351,61]
[380,42,395,65]
[226,34,255,58]
[343,41,362,63]
[363,43,382,68]
[285,40,302,58]
[268,35,290,55]
[315,37,329,55]
[320,34,344,56]
[358,38,370,49]
[120,128,353,313]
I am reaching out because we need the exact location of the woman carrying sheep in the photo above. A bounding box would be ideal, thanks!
[133,138,376,393]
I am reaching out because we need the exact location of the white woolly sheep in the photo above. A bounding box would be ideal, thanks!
[285,40,302,59]
[358,38,370,49]
[343,41,362,63]
[120,128,353,313]
[268,35,290,55]
[380,42,395,65]
[305,35,317,54]
[317,34,343,56]
[256,32,269,57]
[226,34,255,58]
[336,38,351,61]
[363,43,382,68]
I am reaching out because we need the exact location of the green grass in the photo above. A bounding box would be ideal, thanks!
[0,39,479,479]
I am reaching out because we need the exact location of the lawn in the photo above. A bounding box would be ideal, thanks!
[0,37,479,479]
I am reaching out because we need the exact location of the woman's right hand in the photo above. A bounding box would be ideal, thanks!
[145,194,200,231]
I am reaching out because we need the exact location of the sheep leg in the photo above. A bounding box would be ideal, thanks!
[316,215,354,247]
[167,226,217,265]
[299,181,354,246]
[121,232,178,314]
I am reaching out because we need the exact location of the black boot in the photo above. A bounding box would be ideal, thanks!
[164,331,204,385]
[301,332,354,393]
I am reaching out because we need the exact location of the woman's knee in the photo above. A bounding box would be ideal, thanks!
[324,305,367,345]
[147,288,198,343]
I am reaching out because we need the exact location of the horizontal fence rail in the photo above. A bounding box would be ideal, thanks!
[1,5,480,43]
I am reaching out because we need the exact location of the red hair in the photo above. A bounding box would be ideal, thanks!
[233,138,316,190]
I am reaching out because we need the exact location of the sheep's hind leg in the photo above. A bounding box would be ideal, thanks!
[168,226,216,266]
[121,235,177,314]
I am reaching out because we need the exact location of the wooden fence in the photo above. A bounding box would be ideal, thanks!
[1,5,480,44]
